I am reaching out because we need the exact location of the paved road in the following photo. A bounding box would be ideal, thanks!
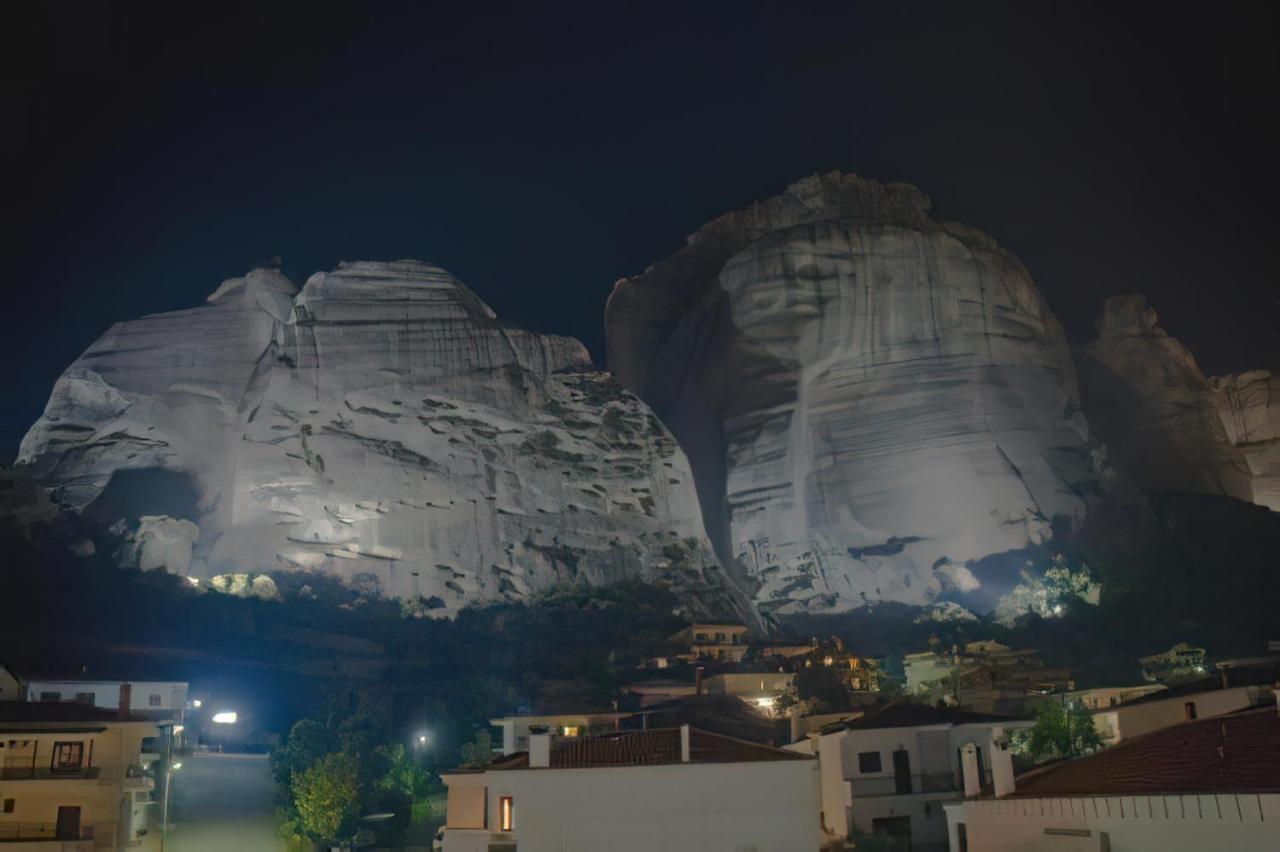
[164,752,285,852]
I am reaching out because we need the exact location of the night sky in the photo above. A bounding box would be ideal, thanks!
[6,1,1278,455]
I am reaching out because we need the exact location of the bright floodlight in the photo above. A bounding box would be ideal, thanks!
[191,699,202,708]
[416,733,429,746]
[212,711,238,724]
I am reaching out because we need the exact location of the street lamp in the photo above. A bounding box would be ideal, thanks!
[160,760,182,851]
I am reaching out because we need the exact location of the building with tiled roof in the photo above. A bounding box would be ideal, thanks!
[942,706,1280,851]
[1090,679,1263,745]
[440,725,819,851]
[787,701,1032,848]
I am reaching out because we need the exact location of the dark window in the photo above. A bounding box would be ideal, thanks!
[51,742,84,772]
[957,823,968,852]
[715,632,726,642]
[149,694,163,707]
[74,692,95,704]
[858,751,882,773]
[1185,702,1198,720]
[39,691,61,702]
[3,798,13,813]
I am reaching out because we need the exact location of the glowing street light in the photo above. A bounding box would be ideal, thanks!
[212,711,238,724]
[191,699,202,709]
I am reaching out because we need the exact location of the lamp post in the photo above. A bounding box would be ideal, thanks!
[160,760,181,851]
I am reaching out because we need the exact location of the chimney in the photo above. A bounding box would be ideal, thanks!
[990,727,1016,798]
[789,706,802,743]
[960,743,980,798]
[529,726,551,768]
[695,667,705,695]
[680,724,691,762]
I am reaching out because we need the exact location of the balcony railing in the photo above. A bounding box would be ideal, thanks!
[0,765,101,781]
[849,772,959,797]
[0,821,95,842]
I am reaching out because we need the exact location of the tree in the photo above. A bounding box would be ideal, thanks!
[292,751,361,842]
[271,717,335,789]
[794,666,854,712]
[1016,698,1104,762]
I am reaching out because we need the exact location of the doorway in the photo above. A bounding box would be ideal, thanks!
[55,806,81,840]
[892,749,913,794]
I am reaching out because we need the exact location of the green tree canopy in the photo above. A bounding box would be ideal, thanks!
[1017,698,1104,763]
[292,751,360,842]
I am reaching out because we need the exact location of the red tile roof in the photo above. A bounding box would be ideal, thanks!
[1011,707,1280,797]
[824,701,1020,733]
[489,727,811,770]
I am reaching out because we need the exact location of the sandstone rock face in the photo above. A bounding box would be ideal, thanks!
[1074,295,1254,503]
[606,172,1096,616]
[20,261,743,618]
[1210,370,1280,510]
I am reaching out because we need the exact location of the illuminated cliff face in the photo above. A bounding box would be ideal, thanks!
[20,261,747,620]
[607,173,1098,615]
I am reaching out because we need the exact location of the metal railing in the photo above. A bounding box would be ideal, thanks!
[0,765,101,781]
[849,772,959,797]
[0,822,94,844]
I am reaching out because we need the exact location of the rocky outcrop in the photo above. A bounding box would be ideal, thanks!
[20,261,745,619]
[1074,295,1254,503]
[1210,370,1279,510]
[606,172,1097,616]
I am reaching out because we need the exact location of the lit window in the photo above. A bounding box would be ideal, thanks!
[51,742,84,772]
[499,796,514,831]
[561,726,580,737]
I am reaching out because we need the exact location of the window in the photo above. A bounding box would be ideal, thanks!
[1185,702,1198,720]
[957,823,968,852]
[561,726,580,737]
[74,692,95,704]
[51,741,84,772]
[149,694,163,707]
[499,795,514,831]
[39,691,61,702]
[857,751,882,773]
[3,798,13,813]
[715,632,726,642]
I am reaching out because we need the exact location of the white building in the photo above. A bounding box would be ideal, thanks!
[23,679,188,722]
[489,713,629,756]
[0,701,159,850]
[442,725,820,852]
[943,705,1280,851]
[1091,683,1261,745]
[1052,683,1165,711]
[787,702,1031,849]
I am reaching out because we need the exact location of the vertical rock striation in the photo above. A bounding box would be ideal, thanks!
[1074,295,1254,503]
[1210,370,1279,510]
[20,261,744,619]
[606,172,1096,615]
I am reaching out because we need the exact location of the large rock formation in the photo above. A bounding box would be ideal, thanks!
[1210,370,1279,510]
[20,261,745,619]
[1074,295,1254,503]
[606,172,1097,616]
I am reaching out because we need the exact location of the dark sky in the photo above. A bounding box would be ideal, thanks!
[5,1,1278,455]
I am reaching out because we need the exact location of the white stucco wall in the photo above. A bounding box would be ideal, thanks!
[444,759,821,852]
[1093,687,1258,744]
[25,680,188,714]
[946,793,1280,851]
